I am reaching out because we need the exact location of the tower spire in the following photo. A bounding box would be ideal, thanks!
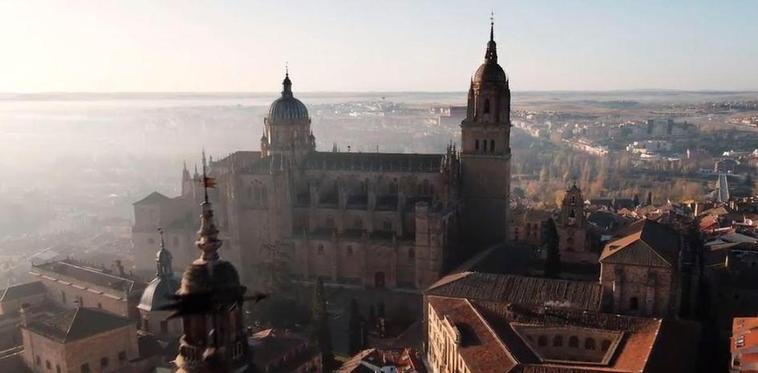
[485,12,498,63]
[490,11,494,42]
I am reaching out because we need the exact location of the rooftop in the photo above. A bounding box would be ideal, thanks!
[599,219,680,267]
[24,307,133,343]
[31,258,144,295]
[0,281,45,303]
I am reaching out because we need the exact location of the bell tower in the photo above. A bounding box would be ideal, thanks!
[261,68,315,164]
[460,17,512,246]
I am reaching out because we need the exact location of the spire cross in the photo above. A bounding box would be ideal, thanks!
[285,61,289,77]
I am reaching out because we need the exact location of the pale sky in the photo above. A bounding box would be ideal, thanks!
[1,0,756,92]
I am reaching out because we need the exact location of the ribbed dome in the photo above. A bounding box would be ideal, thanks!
[473,62,507,84]
[138,275,180,312]
[268,73,309,123]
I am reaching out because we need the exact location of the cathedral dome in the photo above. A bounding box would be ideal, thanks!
[268,73,309,123]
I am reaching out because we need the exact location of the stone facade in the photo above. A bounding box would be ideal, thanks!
[599,219,683,317]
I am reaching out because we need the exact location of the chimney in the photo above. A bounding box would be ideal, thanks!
[20,303,30,327]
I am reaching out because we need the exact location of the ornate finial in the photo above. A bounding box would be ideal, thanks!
[485,12,498,63]
[282,64,293,97]
[156,227,173,277]
[158,226,166,248]
[285,61,289,78]
[196,151,221,262]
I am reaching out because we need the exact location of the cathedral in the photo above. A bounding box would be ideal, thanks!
[132,21,512,298]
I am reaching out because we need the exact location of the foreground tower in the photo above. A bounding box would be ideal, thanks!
[460,18,512,246]
[173,175,250,372]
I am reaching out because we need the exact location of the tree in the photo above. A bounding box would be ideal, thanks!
[347,298,365,355]
[311,278,333,370]
[543,218,561,278]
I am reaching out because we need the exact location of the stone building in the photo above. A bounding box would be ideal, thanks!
[425,297,699,373]
[19,306,139,373]
[509,208,552,245]
[557,184,592,263]
[137,232,182,339]
[132,21,513,303]
[599,219,684,317]
[29,258,145,320]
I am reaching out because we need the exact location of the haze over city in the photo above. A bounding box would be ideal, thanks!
[1,0,757,92]
[1,2,758,373]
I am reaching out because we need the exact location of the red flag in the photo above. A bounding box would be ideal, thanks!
[201,176,217,189]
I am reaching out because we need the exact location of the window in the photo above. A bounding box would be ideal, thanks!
[81,363,90,373]
[483,99,490,114]
[56,365,61,373]
[475,139,480,151]
[538,335,547,346]
[97,303,102,309]
[569,336,579,348]
[161,320,168,334]
[317,244,324,255]
[118,351,127,363]
[408,248,415,259]
[482,140,488,152]
[490,139,495,153]
[100,357,109,368]
[629,297,639,311]
[585,338,596,350]
[553,335,563,347]
[46,360,51,369]
[346,246,354,256]
[142,317,150,332]
[36,356,41,366]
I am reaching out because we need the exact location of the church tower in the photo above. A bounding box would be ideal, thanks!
[460,18,512,246]
[557,184,591,263]
[261,69,315,164]
[172,175,251,372]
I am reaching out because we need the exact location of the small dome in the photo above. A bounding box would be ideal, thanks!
[473,62,507,84]
[268,73,309,123]
[138,275,179,312]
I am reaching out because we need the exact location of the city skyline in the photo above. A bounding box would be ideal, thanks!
[1,0,757,93]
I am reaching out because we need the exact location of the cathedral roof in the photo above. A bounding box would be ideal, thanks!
[133,191,170,206]
[267,72,309,123]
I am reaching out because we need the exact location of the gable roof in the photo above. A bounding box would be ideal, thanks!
[133,191,170,206]
[0,281,45,302]
[25,307,133,343]
[599,219,680,267]
[31,259,142,295]
[427,272,603,311]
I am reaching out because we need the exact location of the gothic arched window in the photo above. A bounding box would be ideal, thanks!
[490,139,495,152]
